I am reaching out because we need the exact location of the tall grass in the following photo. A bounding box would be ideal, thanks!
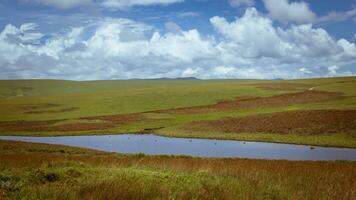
[0,141,355,199]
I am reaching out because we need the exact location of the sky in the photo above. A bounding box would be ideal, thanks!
[0,0,355,80]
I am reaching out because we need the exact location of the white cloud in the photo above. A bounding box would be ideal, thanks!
[213,65,236,78]
[149,29,216,63]
[328,65,339,74]
[0,8,355,80]
[228,0,254,8]
[326,65,352,77]
[210,8,355,78]
[19,0,93,9]
[0,18,217,79]
[211,8,283,58]
[101,0,184,10]
[19,0,184,10]
[299,67,312,74]
[262,0,316,23]
[337,39,356,58]
[317,8,356,24]
[164,22,182,33]
[278,24,342,58]
[175,12,200,18]
[182,67,199,77]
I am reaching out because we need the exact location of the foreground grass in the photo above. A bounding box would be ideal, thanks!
[0,140,355,200]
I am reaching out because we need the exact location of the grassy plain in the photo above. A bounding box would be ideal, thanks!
[1,77,356,199]
[0,140,355,200]
[0,77,356,147]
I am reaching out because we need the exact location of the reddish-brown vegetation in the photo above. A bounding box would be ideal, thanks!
[49,122,114,131]
[158,91,344,114]
[20,103,78,114]
[85,113,144,124]
[20,103,60,110]
[0,120,58,132]
[24,107,78,114]
[254,82,309,90]
[0,120,114,132]
[189,110,356,135]
[0,113,145,132]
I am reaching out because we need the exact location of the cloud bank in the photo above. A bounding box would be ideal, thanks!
[0,8,355,80]
[19,0,185,9]
[101,0,184,10]
[19,0,93,9]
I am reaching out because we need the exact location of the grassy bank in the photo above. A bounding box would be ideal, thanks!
[0,77,355,148]
[0,140,355,200]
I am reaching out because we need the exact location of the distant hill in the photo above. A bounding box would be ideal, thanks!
[153,77,199,80]
[131,77,199,80]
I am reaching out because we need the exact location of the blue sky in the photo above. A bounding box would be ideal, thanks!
[0,0,355,80]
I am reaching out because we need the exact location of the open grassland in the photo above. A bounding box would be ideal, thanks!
[0,77,356,147]
[0,140,355,200]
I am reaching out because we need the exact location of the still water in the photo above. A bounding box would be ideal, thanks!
[0,134,355,161]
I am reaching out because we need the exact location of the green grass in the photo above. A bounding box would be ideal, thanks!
[0,76,356,147]
[0,79,283,121]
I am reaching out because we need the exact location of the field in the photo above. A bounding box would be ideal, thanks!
[0,140,355,200]
[1,77,356,199]
[1,77,356,147]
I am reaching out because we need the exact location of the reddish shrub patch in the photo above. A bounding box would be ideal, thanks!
[159,91,344,114]
[254,83,309,90]
[24,107,78,114]
[0,113,145,132]
[190,110,356,135]
[0,121,114,132]
[85,113,144,124]
[0,120,58,132]
[20,103,60,110]
[50,123,114,131]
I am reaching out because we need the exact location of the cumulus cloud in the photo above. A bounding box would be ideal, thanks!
[210,8,282,58]
[262,0,316,23]
[228,0,254,8]
[337,39,356,58]
[0,8,355,80]
[0,18,216,79]
[210,8,355,77]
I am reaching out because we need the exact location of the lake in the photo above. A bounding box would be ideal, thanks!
[0,134,355,161]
